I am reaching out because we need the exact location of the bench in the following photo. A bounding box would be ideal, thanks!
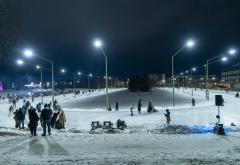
[102,121,113,129]
[91,121,102,130]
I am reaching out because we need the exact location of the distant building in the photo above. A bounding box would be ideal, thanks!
[221,64,240,89]
[148,74,166,87]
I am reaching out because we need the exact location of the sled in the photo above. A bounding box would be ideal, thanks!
[116,119,127,130]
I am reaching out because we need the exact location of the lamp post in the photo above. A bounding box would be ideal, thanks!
[94,39,109,109]
[205,48,237,100]
[61,68,76,96]
[171,40,195,106]
[88,73,93,90]
[191,67,196,96]
[23,48,55,103]
[36,65,43,104]
[180,72,184,92]
[16,59,49,104]
[77,72,82,88]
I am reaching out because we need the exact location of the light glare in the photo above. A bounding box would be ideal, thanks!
[221,57,228,62]
[23,49,34,57]
[61,69,65,73]
[16,59,24,65]
[228,49,236,55]
[94,39,102,48]
[186,40,195,48]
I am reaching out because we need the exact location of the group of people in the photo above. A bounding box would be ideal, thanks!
[10,99,66,137]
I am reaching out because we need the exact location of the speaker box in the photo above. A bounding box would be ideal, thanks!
[215,95,223,106]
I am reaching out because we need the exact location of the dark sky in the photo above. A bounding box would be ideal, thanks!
[1,0,240,85]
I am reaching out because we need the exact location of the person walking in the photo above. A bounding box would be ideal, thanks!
[9,105,14,116]
[40,104,53,136]
[28,108,39,136]
[137,99,142,114]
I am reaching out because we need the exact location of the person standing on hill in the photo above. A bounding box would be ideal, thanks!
[137,99,142,114]
[164,109,171,125]
[40,104,53,136]
[115,101,119,111]
[28,108,39,136]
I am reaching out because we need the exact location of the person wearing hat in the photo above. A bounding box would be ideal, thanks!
[164,109,171,125]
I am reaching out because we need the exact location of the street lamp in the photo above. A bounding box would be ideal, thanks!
[16,59,24,66]
[94,38,109,109]
[23,48,55,103]
[221,56,228,62]
[205,48,237,100]
[60,68,76,96]
[36,65,43,104]
[171,39,195,106]
[23,48,34,58]
[16,60,44,104]
[88,73,93,90]
[191,67,196,96]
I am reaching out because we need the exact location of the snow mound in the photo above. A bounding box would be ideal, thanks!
[149,125,240,134]
[89,129,121,134]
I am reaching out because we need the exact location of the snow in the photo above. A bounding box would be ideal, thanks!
[1,87,240,164]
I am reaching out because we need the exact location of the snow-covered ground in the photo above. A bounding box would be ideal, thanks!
[1,87,240,164]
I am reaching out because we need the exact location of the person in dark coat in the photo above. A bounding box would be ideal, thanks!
[28,108,39,136]
[51,110,60,128]
[235,92,239,98]
[137,99,142,114]
[40,104,53,136]
[18,108,25,129]
[147,101,153,113]
[13,109,20,128]
[115,101,119,111]
[192,98,195,106]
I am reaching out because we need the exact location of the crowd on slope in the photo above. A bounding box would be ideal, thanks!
[9,97,66,137]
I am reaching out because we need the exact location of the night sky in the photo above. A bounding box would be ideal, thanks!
[1,0,240,85]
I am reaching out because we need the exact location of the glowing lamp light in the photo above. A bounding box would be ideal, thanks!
[78,72,82,75]
[192,67,196,71]
[221,56,228,62]
[16,59,24,66]
[61,69,66,73]
[89,73,93,77]
[228,49,236,55]
[94,39,102,48]
[36,65,41,69]
[186,40,195,48]
[23,48,34,58]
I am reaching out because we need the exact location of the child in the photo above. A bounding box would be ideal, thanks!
[130,104,135,116]
[164,109,171,125]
